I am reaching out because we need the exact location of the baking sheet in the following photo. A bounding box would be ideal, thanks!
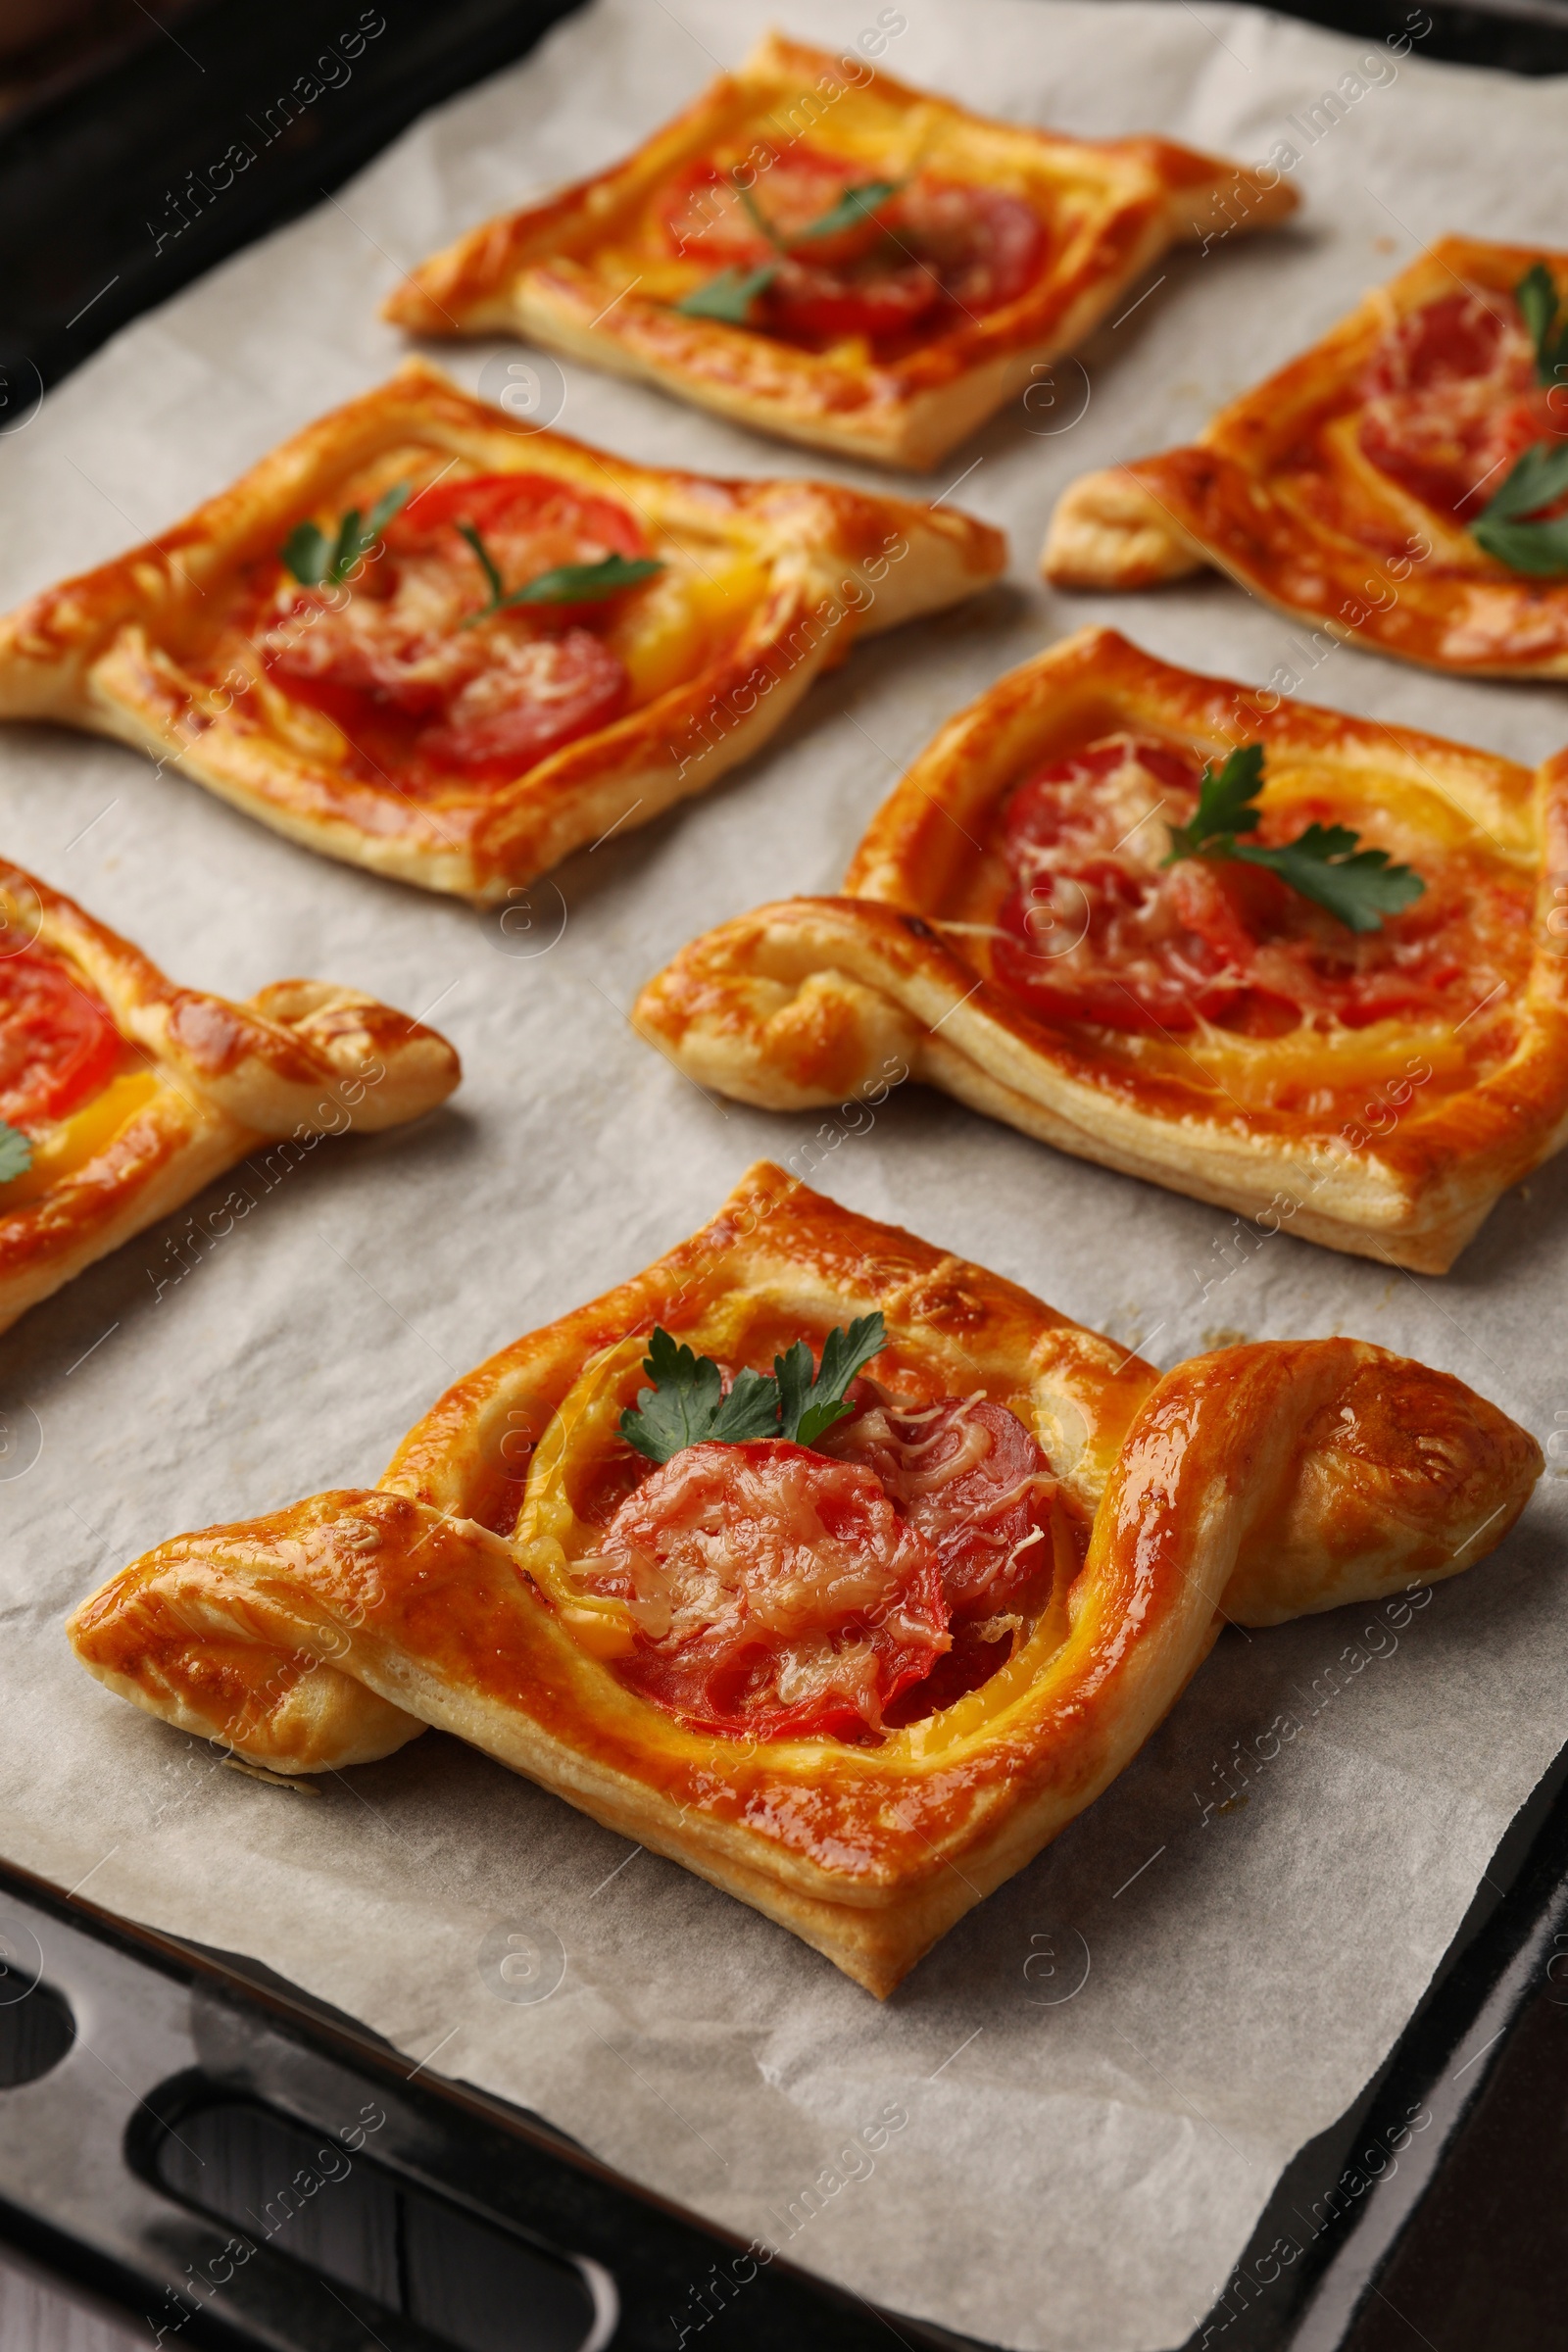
[2,3,1567,2345]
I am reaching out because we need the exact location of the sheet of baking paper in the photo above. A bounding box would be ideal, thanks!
[1,3,1565,2344]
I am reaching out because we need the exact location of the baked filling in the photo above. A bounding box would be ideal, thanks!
[0,939,153,1205]
[651,139,1048,362]
[514,1316,1083,1747]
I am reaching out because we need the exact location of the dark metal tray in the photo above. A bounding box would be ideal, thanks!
[2,2,1566,2344]
[1,1750,1565,2352]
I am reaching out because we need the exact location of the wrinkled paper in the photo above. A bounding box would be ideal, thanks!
[2,3,1567,2345]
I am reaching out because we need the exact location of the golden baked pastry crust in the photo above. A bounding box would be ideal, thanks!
[382,33,1295,471]
[1044,238,1568,677]
[0,360,1003,904]
[631,629,1568,1272]
[67,1164,1541,1996]
[0,859,460,1334]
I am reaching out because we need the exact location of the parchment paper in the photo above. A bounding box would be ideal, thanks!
[2,4,1567,2345]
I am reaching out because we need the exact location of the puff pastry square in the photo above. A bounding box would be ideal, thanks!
[383,34,1295,471]
[0,859,459,1335]
[0,361,1003,904]
[68,1164,1539,1995]
[633,629,1568,1272]
[1045,238,1568,677]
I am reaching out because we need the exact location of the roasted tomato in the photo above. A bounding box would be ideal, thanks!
[411,632,629,772]
[0,947,122,1126]
[1357,289,1559,521]
[662,144,1046,352]
[263,471,648,779]
[824,1389,1063,1723]
[893,178,1046,316]
[382,473,648,587]
[595,1438,950,1741]
[766,254,945,347]
[824,1392,1056,1620]
[988,732,1527,1037]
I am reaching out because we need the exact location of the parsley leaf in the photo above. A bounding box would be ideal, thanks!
[619,1312,887,1465]
[1517,262,1568,390]
[674,264,778,322]
[619,1328,779,1462]
[510,553,663,605]
[1472,436,1568,576]
[773,1315,888,1447]
[0,1122,31,1184]
[457,526,662,626]
[1162,742,1266,860]
[796,178,903,241]
[1162,744,1424,935]
[280,480,411,589]
[456,517,507,610]
[1232,826,1425,932]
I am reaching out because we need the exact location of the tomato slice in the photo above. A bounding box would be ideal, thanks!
[894,179,1046,315]
[994,734,1236,1033]
[767,258,944,346]
[662,147,891,268]
[987,731,1524,1039]
[1357,289,1555,519]
[384,472,649,578]
[824,1395,1056,1621]
[597,1438,950,1742]
[825,1392,1063,1728]
[414,629,627,772]
[264,471,645,781]
[0,948,122,1127]
[576,1386,1066,1741]
[662,146,1046,352]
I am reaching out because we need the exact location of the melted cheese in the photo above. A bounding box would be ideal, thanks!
[609,549,772,706]
[604,1443,927,1650]
[513,1337,646,1658]
[0,1070,163,1209]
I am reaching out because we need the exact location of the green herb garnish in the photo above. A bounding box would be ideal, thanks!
[457,526,662,626]
[281,480,411,589]
[1465,269,1568,575]
[1163,742,1269,860]
[1516,262,1568,391]
[1162,744,1424,934]
[735,178,789,252]
[1472,437,1568,576]
[674,264,779,322]
[620,1313,886,1466]
[672,174,902,323]
[796,178,903,241]
[0,1122,32,1183]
